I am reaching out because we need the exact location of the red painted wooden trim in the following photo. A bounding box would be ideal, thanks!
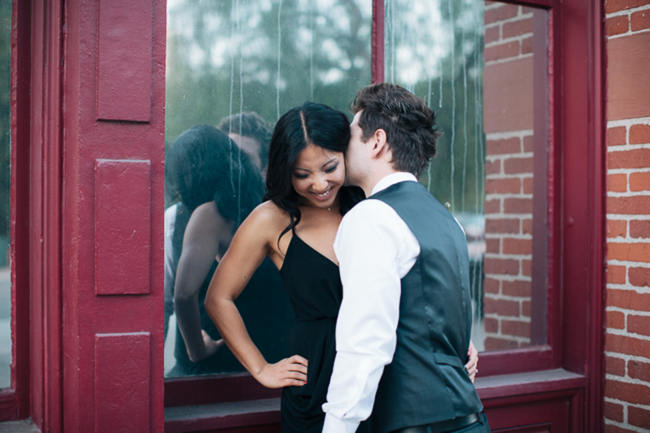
[473,346,553,377]
[165,374,280,407]
[163,370,586,432]
[43,2,64,431]
[546,3,563,371]
[2,0,32,422]
[530,7,550,347]
[585,1,605,431]
[371,0,384,84]
[165,398,281,433]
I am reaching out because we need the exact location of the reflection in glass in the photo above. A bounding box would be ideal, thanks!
[0,0,11,389]
[164,0,371,377]
[386,0,547,351]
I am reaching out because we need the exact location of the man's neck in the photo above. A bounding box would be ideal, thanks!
[360,167,401,197]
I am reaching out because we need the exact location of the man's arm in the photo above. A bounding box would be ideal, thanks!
[322,200,418,433]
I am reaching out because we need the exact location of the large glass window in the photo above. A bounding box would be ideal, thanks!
[0,0,11,390]
[164,0,549,383]
[385,0,547,352]
[164,0,372,378]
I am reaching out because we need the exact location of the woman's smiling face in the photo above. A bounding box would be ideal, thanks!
[291,143,345,209]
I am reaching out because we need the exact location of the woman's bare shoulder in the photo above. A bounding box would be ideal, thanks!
[239,200,290,237]
[248,200,289,225]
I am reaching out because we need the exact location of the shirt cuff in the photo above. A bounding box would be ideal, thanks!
[322,413,360,433]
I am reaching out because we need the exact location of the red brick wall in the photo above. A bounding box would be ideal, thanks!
[604,1,650,431]
[482,2,535,350]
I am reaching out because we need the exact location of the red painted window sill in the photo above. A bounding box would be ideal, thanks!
[164,368,586,433]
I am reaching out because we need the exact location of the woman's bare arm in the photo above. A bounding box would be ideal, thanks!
[174,202,229,362]
[205,202,307,388]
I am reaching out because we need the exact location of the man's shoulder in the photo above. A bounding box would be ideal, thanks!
[343,198,393,222]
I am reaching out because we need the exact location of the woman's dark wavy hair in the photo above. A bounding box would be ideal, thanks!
[167,124,264,232]
[264,102,365,242]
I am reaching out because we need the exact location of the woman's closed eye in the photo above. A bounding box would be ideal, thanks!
[324,163,339,173]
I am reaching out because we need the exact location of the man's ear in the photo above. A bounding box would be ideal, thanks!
[370,128,389,158]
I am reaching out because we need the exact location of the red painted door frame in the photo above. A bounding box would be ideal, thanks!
[5,0,167,431]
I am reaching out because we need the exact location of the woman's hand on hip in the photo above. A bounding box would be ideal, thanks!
[254,355,308,388]
[465,340,479,383]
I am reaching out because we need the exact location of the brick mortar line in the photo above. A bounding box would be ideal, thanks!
[608,27,650,40]
[485,53,533,66]
[607,236,650,242]
[485,158,534,164]
[483,313,531,322]
[606,215,650,221]
[607,144,650,151]
[603,420,649,433]
[606,306,650,315]
[483,332,531,340]
[607,191,650,198]
[483,294,533,302]
[484,277,533,283]
[605,351,650,364]
[486,130,534,139]
[606,285,650,293]
[484,192,534,197]
[607,260,650,268]
[485,33,534,48]
[608,117,650,127]
[484,3,504,11]
[604,397,650,410]
[485,173,535,178]
[605,373,650,387]
[486,152,535,158]
[607,191,650,197]
[606,4,650,19]
[608,169,650,176]
[484,255,533,261]
[485,11,534,22]
[607,329,650,340]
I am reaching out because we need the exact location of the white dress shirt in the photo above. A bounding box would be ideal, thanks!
[322,172,421,433]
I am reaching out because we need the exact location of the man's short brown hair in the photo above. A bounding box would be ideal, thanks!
[351,83,439,177]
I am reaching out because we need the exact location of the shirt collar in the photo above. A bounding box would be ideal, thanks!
[371,172,418,195]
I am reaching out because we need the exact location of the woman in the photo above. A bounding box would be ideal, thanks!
[204,102,478,432]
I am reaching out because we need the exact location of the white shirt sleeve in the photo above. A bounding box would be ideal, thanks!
[322,199,419,432]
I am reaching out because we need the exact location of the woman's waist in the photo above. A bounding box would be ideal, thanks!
[292,315,337,324]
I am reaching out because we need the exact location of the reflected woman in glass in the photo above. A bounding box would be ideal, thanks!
[167,124,291,376]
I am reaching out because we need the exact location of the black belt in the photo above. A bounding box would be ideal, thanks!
[391,412,480,433]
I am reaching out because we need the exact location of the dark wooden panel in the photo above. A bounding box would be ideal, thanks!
[94,159,151,295]
[97,0,152,121]
[95,333,151,433]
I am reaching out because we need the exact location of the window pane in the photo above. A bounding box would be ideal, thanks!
[164,0,372,378]
[0,0,11,389]
[385,0,548,351]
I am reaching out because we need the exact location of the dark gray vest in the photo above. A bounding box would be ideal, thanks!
[364,181,483,433]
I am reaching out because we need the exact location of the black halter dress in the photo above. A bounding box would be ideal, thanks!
[279,233,344,433]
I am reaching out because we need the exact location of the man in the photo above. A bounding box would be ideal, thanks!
[322,83,489,433]
[217,111,272,177]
